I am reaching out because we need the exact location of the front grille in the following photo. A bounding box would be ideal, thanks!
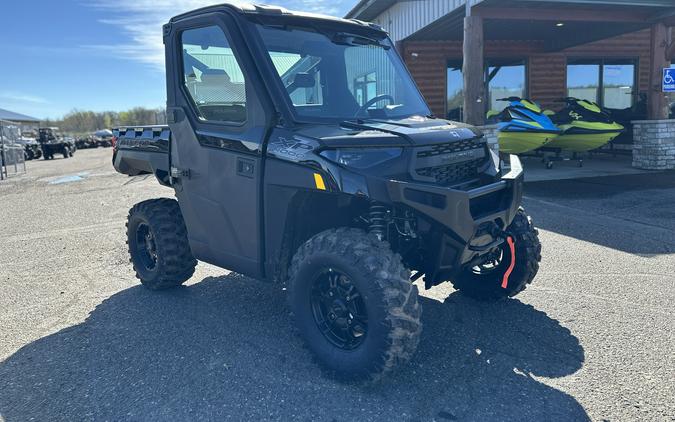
[414,138,487,186]
[416,158,483,186]
[417,138,485,158]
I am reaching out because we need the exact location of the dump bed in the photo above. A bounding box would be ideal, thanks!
[112,126,171,186]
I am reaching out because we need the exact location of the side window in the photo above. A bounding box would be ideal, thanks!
[181,26,247,123]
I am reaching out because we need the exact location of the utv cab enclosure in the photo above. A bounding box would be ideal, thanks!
[113,2,541,381]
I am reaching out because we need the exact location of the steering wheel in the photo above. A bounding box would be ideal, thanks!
[355,94,395,117]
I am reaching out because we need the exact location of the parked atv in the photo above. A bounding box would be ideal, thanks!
[76,136,97,149]
[38,127,74,159]
[16,137,42,160]
[113,3,542,381]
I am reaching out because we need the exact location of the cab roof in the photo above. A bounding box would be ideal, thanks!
[169,2,384,33]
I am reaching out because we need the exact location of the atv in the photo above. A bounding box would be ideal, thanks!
[38,127,74,159]
[112,3,541,381]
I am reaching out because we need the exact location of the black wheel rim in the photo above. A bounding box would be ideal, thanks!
[310,268,368,350]
[135,223,158,271]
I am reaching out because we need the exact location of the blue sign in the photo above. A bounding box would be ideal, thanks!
[664,68,675,92]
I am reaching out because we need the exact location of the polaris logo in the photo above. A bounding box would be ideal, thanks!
[440,148,484,163]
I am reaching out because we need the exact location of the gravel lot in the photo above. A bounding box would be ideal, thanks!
[1,148,673,421]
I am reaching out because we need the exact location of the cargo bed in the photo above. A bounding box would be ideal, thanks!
[112,126,171,186]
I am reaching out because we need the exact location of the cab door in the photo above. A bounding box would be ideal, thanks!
[165,14,271,277]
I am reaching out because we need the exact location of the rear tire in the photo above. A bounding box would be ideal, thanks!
[288,228,421,382]
[126,198,197,290]
[451,208,541,301]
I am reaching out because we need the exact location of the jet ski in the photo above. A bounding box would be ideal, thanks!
[545,97,624,152]
[488,97,561,154]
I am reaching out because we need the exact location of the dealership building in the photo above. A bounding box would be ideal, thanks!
[346,0,675,170]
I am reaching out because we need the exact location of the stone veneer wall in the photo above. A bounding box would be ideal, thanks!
[477,124,499,155]
[632,120,675,170]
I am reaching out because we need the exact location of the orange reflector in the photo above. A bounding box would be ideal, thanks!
[313,173,326,190]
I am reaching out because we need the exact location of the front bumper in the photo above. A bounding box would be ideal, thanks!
[384,155,524,283]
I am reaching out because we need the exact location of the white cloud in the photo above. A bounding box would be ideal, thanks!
[85,0,353,69]
[0,92,49,104]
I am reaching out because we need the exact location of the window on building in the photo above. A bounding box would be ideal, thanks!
[446,60,527,120]
[487,60,527,112]
[181,26,247,123]
[567,59,636,109]
[446,63,464,121]
[567,63,600,103]
[603,63,635,109]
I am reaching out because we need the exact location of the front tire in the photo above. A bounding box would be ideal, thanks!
[288,228,421,381]
[126,198,197,290]
[451,208,541,301]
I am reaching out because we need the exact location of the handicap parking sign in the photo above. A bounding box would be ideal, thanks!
[664,68,675,92]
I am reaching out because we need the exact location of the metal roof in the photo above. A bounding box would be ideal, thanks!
[0,108,40,123]
[345,0,399,20]
[347,0,675,20]
[346,0,674,43]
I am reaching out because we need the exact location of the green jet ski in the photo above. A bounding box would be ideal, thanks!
[544,97,624,152]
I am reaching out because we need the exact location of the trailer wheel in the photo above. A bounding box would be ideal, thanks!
[126,198,197,290]
[288,228,421,382]
[451,208,541,301]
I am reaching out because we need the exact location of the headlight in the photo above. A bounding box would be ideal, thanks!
[319,148,402,169]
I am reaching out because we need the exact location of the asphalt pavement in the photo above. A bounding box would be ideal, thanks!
[0,148,673,421]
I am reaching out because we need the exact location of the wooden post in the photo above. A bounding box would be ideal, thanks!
[648,22,670,120]
[462,14,485,126]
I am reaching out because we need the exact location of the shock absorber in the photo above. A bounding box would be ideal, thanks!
[368,203,387,240]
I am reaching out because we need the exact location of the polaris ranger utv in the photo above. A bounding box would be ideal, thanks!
[113,3,541,381]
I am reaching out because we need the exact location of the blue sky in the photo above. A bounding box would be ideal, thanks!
[0,0,354,119]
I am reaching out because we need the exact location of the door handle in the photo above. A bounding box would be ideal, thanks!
[236,158,255,178]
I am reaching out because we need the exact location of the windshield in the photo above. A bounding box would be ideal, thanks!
[256,25,431,122]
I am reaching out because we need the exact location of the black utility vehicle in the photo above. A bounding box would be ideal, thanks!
[38,127,75,159]
[113,3,541,381]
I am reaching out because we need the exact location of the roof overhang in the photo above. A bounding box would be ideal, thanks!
[404,0,674,52]
[0,108,40,123]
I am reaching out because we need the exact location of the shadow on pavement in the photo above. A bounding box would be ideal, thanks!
[525,171,675,199]
[524,171,675,255]
[0,275,587,421]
